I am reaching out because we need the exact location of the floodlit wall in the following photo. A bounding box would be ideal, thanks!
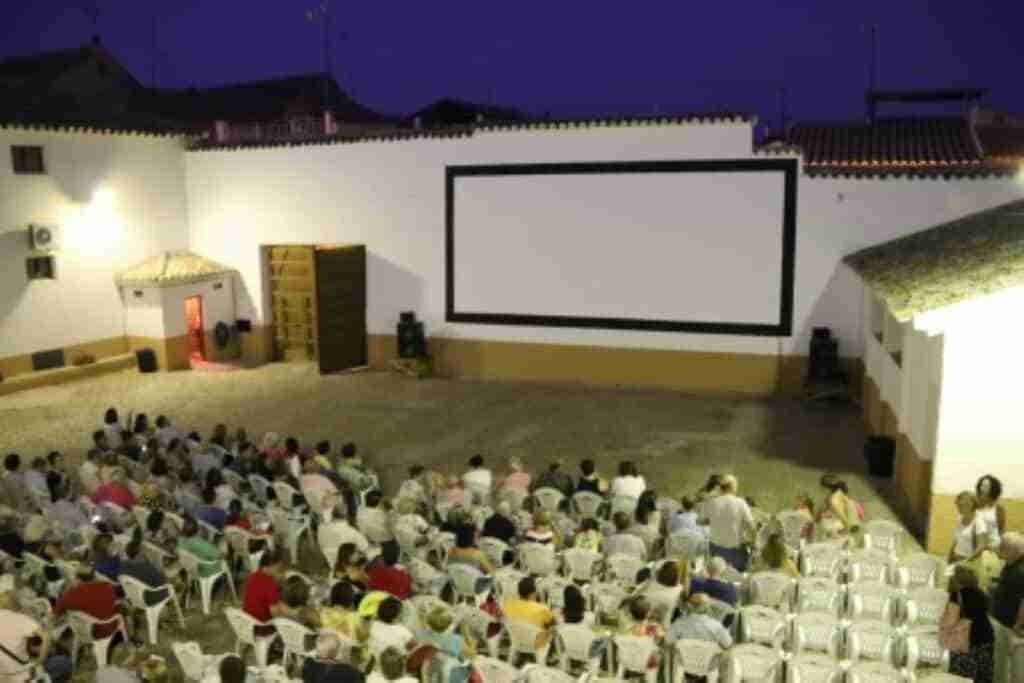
[0,127,189,377]
[185,123,1024,392]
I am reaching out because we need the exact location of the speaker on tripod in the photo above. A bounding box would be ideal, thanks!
[397,311,426,359]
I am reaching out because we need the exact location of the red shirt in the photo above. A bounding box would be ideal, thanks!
[54,581,118,638]
[242,570,280,622]
[93,482,136,510]
[366,563,412,600]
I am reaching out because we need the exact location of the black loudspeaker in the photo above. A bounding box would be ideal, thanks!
[808,327,840,382]
[397,321,426,359]
[399,311,416,324]
[136,348,158,373]
[864,435,895,478]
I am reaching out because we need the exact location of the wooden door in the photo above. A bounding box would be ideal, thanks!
[315,245,367,373]
[184,296,205,361]
[267,245,317,362]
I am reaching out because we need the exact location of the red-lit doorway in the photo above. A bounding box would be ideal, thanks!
[184,296,205,362]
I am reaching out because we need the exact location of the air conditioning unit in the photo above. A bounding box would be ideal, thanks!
[29,224,61,251]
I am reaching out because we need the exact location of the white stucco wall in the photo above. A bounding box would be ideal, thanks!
[185,124,1024,360]
[121,286,166,339]
[929,289,1024,498]
[0,128,190,357]
[161,279,236,338]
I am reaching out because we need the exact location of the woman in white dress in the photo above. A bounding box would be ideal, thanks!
[949,491,1001,591]
[974,475,1005,548]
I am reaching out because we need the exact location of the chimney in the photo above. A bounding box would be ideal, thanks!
[323,110,338,135]
[213,120,230,143]
[413,116,422,130]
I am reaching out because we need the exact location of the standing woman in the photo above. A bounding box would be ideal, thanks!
[941,565,994,683]
[975,475,1006,547]
[814,475,856,542]
[949,491,1000,591]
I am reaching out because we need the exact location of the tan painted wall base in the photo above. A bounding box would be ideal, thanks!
[239,325,274,367]
[368,334,858,396]
[0,353,137,396]
[0,335,128,381]
[127,335,191,371]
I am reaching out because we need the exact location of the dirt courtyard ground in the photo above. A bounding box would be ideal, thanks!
[1,363,920,678]
[1,362,910,537]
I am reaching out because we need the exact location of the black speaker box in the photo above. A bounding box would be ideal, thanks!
[136,348,158,373]
[397,321,426,358]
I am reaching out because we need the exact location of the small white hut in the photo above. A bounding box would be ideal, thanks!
[117,251,237,370]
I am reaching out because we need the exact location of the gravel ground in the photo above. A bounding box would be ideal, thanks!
[0,363,917,678]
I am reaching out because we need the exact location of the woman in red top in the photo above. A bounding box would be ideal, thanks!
[54,564,120,639]
[92,468,136,510]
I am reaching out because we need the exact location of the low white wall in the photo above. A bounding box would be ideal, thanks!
[185,124,1024,361]
[0,127,190,357]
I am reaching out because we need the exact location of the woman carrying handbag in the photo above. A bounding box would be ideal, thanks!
[941,565,994,683]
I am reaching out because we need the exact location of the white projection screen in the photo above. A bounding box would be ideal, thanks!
[446,160,797,336]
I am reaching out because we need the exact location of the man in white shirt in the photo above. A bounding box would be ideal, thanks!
[666,593,734,649]
[604,511,647,560]
[318,504,370,558]
[368,598,413,659]
[356,491,393,544]
[703,474,754,571]
[462,455,493,505]
[610,461,646,499]
[300,459,339,516]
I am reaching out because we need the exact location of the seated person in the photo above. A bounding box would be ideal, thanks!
[604,512,647,560]
[365,541,413,600]
[368,597,413,659]
[320,580,370,642]
[356,490,393,543]
[367,647,418,683]
[502,576,556,647]
[689,557,738,605]
[281,575,322,629]
[194,487,228,531]
[54,564,120,640]
[241,548,289,628]
[532,460,573,498]
[302,631,365,683]
[666,593,733,649]
[462,454,493,504]
[576,459,605,495]
[572,517,603,553]
[668,496,708,537]
[92,533,122,581]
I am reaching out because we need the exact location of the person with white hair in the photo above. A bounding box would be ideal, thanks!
[690,556,739,605]
[703,474,755,571]
[301,630,364,683]
[990,531,1024,683]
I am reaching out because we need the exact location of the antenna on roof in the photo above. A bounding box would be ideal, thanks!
[78,2,101,41]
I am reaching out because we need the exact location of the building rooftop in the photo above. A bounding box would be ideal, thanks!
[844,200,1024,321]
[117,251,235,288]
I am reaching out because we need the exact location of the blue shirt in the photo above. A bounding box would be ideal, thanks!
[689,577,737,605]
[195,505,228,530]
[95,556,121,580]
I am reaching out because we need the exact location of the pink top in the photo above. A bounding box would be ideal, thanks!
[502,472,531,492]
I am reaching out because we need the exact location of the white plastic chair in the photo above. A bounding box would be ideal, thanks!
[132,504,152,530]
[493,567,527,603]
[503,619,552,665]
[903,587,948,628]
[554,623,605,676]
[605,553,645,588]
[474,655,521,683]
[747,571,795,612]
[248,475,272,504]
[862,520,904,556]
[268,507,311,565]
[197,519,225,545]
[572,492,605,520]
[409,556,446,595]
[519,542,560,576]
[903,626,950,671]
[612,634,659,683]
[656,496,682,519]
[537,575,573,612]
[119,574,184,644]
[776,511,811,551]
[895,553,944,589]
[171,641,222,683]
[224,526,269,576]
[846,581,901,624]
[610,495,639,518]
[846,619,900,666]
[67,611,128,669]
[671,638,721,683]
[178,546,235,615]
[224,606,278,667]
[665,531,708,572]
[448,563,487,605]
[913,674,969,683]
[271,481,304,511]
[644,585,684,628]
[561,548,602,583]
[799,542,846,581]
[21,552,65,600]
[453,604,501,657]
[272,617,318,673]
[738,606,787,651]
[848,549,896,584]
[785,653,844,683]
[141,541,175,571]
[521,665,577,683]
[723,643,783,683]
[428,531,456,567]
[533,487,566,513]
[846,660,908,683]
[795,578,845,616]
[790,612,843,658]
[589,581,628,620]
[479,537,511,568]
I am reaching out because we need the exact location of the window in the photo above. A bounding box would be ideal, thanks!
[11,146,45,174]
[26,256,55,280]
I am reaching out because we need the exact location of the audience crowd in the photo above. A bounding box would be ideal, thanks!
[0,407,1020,683]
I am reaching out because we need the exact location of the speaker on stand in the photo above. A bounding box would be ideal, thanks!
[397,311,426,359]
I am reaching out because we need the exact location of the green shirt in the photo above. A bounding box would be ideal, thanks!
[177,535,223,578]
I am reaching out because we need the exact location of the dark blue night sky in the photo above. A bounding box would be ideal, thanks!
[2,1,1021,125]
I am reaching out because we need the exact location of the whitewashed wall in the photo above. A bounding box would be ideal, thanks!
[185,124,1024,361]
[121,286,165,339]
[0,128,190,357]
[161,279,236,338]
[931,291,1024,498]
